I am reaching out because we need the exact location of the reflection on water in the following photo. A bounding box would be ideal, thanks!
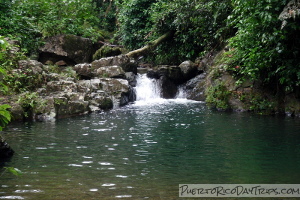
[1,100,300,199]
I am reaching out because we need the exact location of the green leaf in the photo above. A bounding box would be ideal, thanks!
[4,167,23,176]
[0,104,11,110]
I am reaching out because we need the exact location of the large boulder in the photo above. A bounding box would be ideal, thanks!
[99,78,136,106]
[160,76,178,99]
[146,62,199,86]
[39,35,94,65]
[178,60,199,81]
[78,78,135,109]
[158,65,184,84]
[54,97,90,118]
[185,73,207,101]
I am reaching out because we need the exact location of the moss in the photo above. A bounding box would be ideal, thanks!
[99,98,113,110]
[92,45,122,60]
[54,98,67,106]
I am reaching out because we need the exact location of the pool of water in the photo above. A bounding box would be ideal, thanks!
[1,99,300,199]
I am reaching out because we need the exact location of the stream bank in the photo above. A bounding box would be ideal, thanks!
[2,34,300,123]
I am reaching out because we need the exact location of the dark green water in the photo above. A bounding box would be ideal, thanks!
[1,99,300,199]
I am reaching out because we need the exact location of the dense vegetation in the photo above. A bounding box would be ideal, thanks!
[1,0,300,124]
[116,0,233,63]
[228,0,300,100]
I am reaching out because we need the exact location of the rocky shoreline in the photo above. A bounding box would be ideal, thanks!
[2,34,300,123]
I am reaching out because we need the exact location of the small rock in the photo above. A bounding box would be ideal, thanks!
[55,60,67,66]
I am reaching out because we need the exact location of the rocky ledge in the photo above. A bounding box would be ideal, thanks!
[8,55,137,121]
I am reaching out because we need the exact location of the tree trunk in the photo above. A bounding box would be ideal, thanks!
[126,31,174,58]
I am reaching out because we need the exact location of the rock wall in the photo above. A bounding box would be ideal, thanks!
[144,61,201,98]
[6,34,300,120]
[189,50,300,117]
[9,55,137,121]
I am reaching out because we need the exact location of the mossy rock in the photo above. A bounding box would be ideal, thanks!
[93,45,122,60]
[99,98,113,110]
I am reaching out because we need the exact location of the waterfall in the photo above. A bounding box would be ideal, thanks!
[175,85,187,99]
[135,74,162,101]
[134,73,193,106]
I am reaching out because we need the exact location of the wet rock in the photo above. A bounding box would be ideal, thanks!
[285,93,300,117]
[0,139,14,159]
[146,70,160,79]
[185,73,207,101]
[34,97,56,121]
[100,78,136,107]
[120,62,138,74]
[125,72,137,87]
[98,97,114,110]
[160,76,178,99]
[54,97,90,118]
[150,63,199,85]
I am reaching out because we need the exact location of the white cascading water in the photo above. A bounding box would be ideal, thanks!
[175,85,187,99]
[135,74,162,102]
[134,74,192,106]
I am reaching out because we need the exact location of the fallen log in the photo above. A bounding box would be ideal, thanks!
[126,31,175,58]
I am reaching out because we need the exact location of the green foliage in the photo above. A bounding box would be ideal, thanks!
[3,68,44,94]
[0,36,29,94]
[0,0,116,55]
[17,92,39,118]
[205,80,231,110]
[0,104,11,131]
[116,0,233,64]
[228,0,300,93]
[235,91,276,114]
[0,36,9,93]
[115,0,155,50]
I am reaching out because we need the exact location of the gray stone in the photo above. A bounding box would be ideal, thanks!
[178,60,199,81]
[74,63,93,79]
[46,80,78,93]
[91,55,130,69]
[125,72,137,87]
[95,65,125,78]
[39,34,94,65]
[18,60,44,75]
[185,73,207,101]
